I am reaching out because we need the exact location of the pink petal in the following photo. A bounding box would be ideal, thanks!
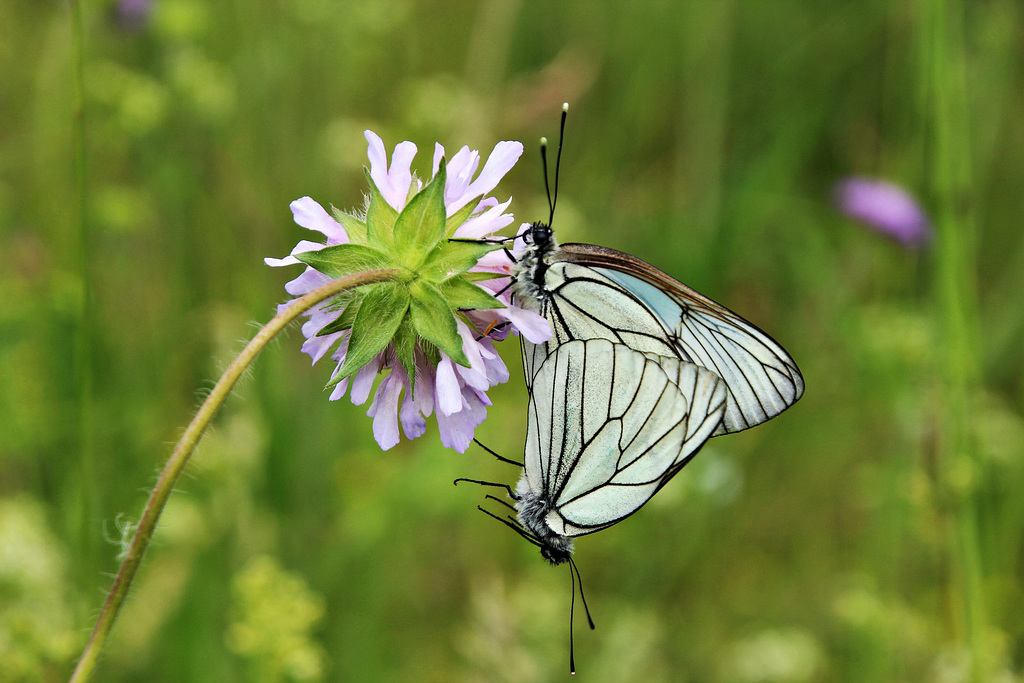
[366,130,387,174]
[472,252,516,274]
[367,373,403,450]
[432,143,445,178]
[485,359,509,385]
[436,390,489,453]
[479,341,510,385]
[265,239,333,268]
[444,146,477,208]
[412,353,436,417]
[349,356,382,405]
[511,226,532,254]
[456,141,523,213]
[328,377,350,400]
[366,130,418,212]
[452,321,491,391]
[290,197,348,244]
[301,333,341,365]
[300,304,340,337]
[302,329,347,366]
[284,266,331,296]
[385,141,418,211]
[499,305,552,343]
[399,387,427,439]
[453,198,514,239]
[435,356,463,416]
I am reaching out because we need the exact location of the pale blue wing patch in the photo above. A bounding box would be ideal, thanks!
[598,267,802,434]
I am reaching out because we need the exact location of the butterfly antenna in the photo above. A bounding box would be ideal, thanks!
[568,560,579,674]
[566,555,595,675]
[552,102,567,224]
[570,556,596,630]
[540,102,569,227]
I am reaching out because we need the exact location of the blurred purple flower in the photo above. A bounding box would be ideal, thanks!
[266,131,550,452]
[834,177,932,249]
[116,0,151,32]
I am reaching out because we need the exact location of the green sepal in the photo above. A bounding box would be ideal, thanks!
[420,240,502,283]
[393,161,447,268]
[332,282,410,383]
[316,293,361,336]
[295,243,391,279]
[444,195,482,237]
[439,276,504,310]
[363,168,398,247]
[418,339,441,367]
[409,281,469,366]
[392,312,418,395]
[330,206,368,244]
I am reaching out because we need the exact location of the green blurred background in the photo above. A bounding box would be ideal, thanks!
[2,0,1023,681]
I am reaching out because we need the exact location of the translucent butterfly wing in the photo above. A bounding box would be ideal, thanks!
[519,243,804,435]
[518,261,682,390]
[522,339,727,538]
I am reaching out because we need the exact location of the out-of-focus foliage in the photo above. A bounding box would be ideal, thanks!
[227,555,327,682]
[1,0,1022,681]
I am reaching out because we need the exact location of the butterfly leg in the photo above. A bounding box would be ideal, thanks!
[472,438,523,466]
[452,478,517,500]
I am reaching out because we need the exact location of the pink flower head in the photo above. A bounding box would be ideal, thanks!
[266,131,551,451]
[834,177,933,249]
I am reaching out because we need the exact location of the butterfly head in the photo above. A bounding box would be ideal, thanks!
[525,221,554,250]
[540,542,573,566]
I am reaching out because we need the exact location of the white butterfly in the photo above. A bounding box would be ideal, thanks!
[503,221,803,563]
[513,338,728,564]
[501,105,802,563]
[460,107,803,673]
[513,222,805,437]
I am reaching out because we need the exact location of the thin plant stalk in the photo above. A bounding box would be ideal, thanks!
[68,269,400,683]
[920,0,986,675]
[70,0,99,582]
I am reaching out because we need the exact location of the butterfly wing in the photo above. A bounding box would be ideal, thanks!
[518,259,683,391]
[523,338,727,538]
[530,243,804,435]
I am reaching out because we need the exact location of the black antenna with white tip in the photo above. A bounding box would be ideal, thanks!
[540,102,569,227]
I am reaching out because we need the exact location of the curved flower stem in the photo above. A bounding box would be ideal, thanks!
[68,269,400,683]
